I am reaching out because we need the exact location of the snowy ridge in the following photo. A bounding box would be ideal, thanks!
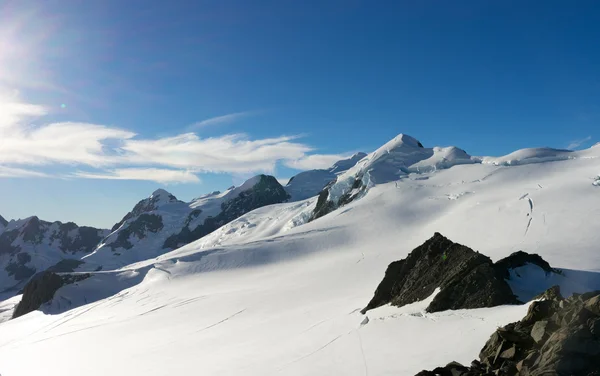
[481,147,575,166]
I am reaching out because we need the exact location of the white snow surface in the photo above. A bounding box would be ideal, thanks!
[285,152,366,201]
[0,294,20,324]
[1,135,600,375]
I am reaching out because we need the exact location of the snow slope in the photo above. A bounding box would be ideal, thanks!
[1,134,600,375]
[284,152,366,201]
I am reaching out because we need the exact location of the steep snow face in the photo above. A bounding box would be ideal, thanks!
[329,152,367,173]
[284,153,367,201]
[0,217,108,292]
[81,175,290,271]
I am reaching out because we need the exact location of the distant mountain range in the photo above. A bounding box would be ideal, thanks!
[0,154,366,291]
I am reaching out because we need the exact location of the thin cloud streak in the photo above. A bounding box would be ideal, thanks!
[567,136,592,150]
[192,111,256,128]
[74,168,200,184]
[0,165,49,178]
[284,153,352,170]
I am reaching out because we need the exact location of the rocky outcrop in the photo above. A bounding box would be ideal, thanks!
[361,233,519,314]
[0,214,8,228]
[12,271,90,319]
[417,287,600,375]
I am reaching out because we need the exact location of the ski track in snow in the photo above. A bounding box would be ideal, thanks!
[195,309,246,333]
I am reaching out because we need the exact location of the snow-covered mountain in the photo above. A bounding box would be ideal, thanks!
[284,152,366,201]
[79,174,290,271]
[1,133,600,376]
[0,216,108,292]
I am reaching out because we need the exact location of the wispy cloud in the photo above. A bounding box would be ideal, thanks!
[284,153,352,170]
[192,111,256,128]
[0,92,352,183]
[73,168,200,184]
[567,136,592,150]
[0,165,49,178]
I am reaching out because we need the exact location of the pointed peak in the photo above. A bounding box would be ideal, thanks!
[149,188,181,204]
[151,188,174,198]
[0,214,8,227]
[385,134,424,149]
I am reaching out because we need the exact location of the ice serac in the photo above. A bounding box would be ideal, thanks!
[0,216,108,292]
[311,134,477,220]
[284,152,367,201]
[81,175,290,270]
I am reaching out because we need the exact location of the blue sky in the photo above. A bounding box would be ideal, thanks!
[0,0,599,228]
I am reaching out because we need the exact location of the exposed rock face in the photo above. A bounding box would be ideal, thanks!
[12,271,90,319]
[417,287,600,375]
[361,233,519,314]
[0,217,108,291]
[0,214,8,228]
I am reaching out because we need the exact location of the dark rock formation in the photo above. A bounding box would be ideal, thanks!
[46,259,85,273]
[310,177,365,221]
[5,252,36,281]
[13,271,90,319]
[417,287,600,375]
[0,214,8,227]
[110,214,164,251]
[361,233,519,314]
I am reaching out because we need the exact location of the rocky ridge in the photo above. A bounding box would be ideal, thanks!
[417,286,600,375]
[361,233,558,314]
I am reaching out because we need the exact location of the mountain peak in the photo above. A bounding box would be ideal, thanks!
[381,133,424,150]
[151,188,175,199]
[0,214,8,227]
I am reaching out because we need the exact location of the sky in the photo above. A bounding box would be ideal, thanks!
[0,0,599,228]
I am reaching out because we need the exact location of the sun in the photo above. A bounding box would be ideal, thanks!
[0,5,49,91]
